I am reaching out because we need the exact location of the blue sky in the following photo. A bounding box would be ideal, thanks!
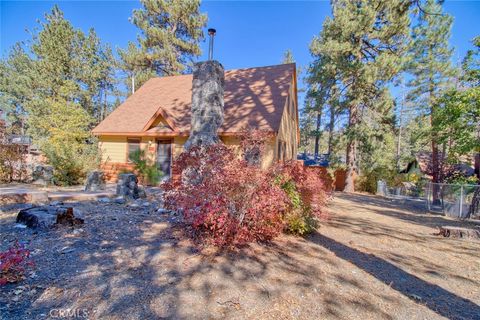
[1,0,480,105]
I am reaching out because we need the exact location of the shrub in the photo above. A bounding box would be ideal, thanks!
[43,139,100,186]
[163,144,289,247]
[0,127,28,183]
[0,242,34,286]
[129,149,163,185]
[356,167,397,193]
[163,131,329,246]
[271,161,328,235]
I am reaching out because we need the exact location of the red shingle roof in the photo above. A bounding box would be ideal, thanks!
[92,63,296,135]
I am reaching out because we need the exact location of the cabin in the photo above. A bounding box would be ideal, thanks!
[92,63,299,182]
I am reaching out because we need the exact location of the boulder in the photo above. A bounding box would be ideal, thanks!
[84,170,106,192]
[32,165,54,186]
[97,197,111,203]
[116,173,146,200]
[16,205,84,229]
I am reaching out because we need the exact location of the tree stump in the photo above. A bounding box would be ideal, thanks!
[16,206,84,229]
[436,226,480,240]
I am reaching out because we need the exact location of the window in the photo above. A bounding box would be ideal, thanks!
[127,138,141,162]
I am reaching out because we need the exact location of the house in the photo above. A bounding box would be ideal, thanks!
[92,63,299,181]
[401,151,475,179]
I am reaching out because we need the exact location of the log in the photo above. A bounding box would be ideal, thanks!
[16,206,84,229]
[436,226,480,240]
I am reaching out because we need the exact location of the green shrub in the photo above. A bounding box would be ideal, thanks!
[284,209,318,236]
[43,139,100,186]
[445,173,479,185]
[129,149,163,185]
[356,167,397,193]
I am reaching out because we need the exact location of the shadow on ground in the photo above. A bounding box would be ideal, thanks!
[309,231,480,320]
[1,193,479,319]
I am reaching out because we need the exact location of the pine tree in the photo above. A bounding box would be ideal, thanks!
[282,49,294,64]
[406,0,455,185]
[119,0,207,93]
[0,6,118,184]
[463,36,480,180]
[309,0,411,192]
[0,44,34,134]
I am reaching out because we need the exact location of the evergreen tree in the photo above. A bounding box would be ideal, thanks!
[432,36,480,181]
[305,50,339,158]
[309,0,411,192]
[282,49,294,64]
[0,6,118,184]
[119,0,207,93]
[0,44,34,134]
[406,0,455,184]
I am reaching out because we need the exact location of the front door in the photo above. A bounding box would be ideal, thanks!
[156,140,172,178]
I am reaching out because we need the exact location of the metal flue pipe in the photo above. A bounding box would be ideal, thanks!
[208,28,216,60]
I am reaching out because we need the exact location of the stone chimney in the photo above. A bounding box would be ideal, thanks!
[184,60,225,150]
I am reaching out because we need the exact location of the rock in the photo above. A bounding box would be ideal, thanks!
[157,208,169,214]
[16,206,84,229]
[49,200,64,206]
[73,228,84,235]
[32,165,54,186]
[184,60,225,150]
[97,197,111,203]
[137,186,147,199]
[128,181,137,189]
[84,170,106,192]
[116,173,145,200]
[114,196,126,204]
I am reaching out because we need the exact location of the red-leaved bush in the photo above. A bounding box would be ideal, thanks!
[271,160,328,218]
[0,242,34,285]
[163,130,329,246]
[163,144,289,246]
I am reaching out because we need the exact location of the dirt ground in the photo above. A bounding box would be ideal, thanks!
[1,193,479,320]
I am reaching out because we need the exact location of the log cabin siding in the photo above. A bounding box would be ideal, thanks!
[275,79,298,161]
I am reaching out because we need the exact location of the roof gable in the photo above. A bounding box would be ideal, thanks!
[92,63,296,135]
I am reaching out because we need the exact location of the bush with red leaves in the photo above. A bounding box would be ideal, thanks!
[0,242,34,285]
[163,144,289,247]
[271,160,328,217]
[163,130,329,246]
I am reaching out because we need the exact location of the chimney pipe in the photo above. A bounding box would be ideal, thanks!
[208,28,216,60]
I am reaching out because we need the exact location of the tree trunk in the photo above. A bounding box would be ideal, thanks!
[396,85,405,170]
[475,153,480,181]
[314,108,323,157]
[429,74,441,203]
[475,120,480,180]
[327,103,335,155]
[344,104,358,193]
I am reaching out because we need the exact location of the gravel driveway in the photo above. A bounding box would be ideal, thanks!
[1,193,479,319]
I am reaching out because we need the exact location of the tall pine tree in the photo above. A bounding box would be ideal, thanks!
[119,0,207,93]
[1,6,118,184]
[406,0,455,185]
[309,0,411,192]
